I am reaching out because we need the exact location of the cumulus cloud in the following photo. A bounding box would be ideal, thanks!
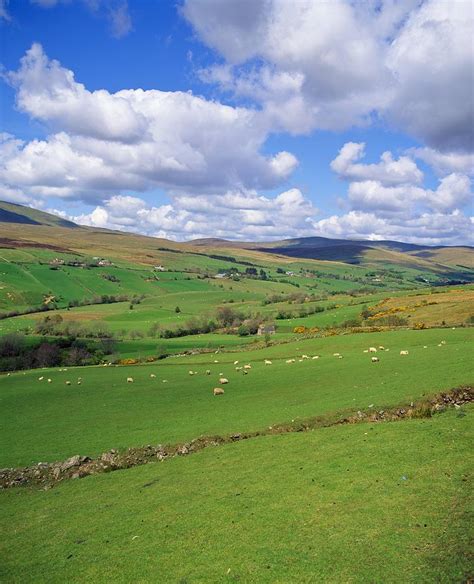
[183,0,474,150]
[71,188,319,241]
[312,210,473,246]
[331,142,423,186]
[1,45,298,201]
[409,147,474,177]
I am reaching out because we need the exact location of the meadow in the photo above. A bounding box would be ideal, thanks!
[1,327,472,468]
[1,406,472,583]
[0,211,473,583]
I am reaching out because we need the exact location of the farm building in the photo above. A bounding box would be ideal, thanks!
[257,324,276,335]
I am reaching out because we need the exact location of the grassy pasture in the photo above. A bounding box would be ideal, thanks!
[1,406,472,583]
[1,327,472,468]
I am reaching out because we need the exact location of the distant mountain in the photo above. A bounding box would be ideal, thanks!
[0,201,79,229]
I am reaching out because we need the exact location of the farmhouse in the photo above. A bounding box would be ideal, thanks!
[257,324,276,336]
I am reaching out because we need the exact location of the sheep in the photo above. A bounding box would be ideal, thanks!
[47,378,52,383]
[371,357,379,363]
[369,347,377,353]
[242,370,248,375]
[65,381,71,385]
[213,360,219,363]
[127,377,134,383]
[213,387,225,396]
[378,346,385,350]
[219,377,229,384]
[150,374,156,378]
[363,350,369,353]
[188,371,195,376]
[206,370,211,375]
[38,376,44,381]
[338,355,343,359]
[286,359,293,364]
[234,360,239,365]
[77,381,82,385]
[440,340,446,345]
[423,346,428,349]
[400,350,409,356]
[333,353,341,357]
[264,359,272,365]
[301,355,309,360]
[235,366,242,371]
[244,364,252,370]
[312,355,320,360]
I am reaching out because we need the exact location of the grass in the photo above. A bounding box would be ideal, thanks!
[1,405,472,583]
[1,327,472,468]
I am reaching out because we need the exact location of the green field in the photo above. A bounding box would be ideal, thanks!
[1,406,472,583]
[1,327,472,468]
[1,208,473,583]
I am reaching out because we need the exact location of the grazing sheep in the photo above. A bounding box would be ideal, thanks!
[371,357,379,363]
[38,376,44,381]
[298,359,303,362]
[206,370,211,375]
[162,380,168,383]
[47,378,52,383]
[264,359,272,365]
[242,370,248,375]
[77,381,81,385]
[363,349,369,353]
[423,346,428,349]
[219,377,229,384]
[440,340,446,345]
[188,371,195,376]
[369,347,377,353]
[234,360,239,365]
[400,350,409,356]
[312,355,320,360]
[379,346,385,350]
[338,355,343,359]
[213,387,225,396]
[244,364,252,370]
[127,377,134,383]
[150,374,156,378]
[235,366,242,371]
[302,354,309,360]
[213,360,219,363]
[286,359,293,364]
[333,353,341,357]
[65,381,71,385]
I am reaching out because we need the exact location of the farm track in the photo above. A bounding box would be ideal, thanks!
[1,385,472,490]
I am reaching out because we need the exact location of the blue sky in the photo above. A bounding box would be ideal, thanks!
[0,0,472,244]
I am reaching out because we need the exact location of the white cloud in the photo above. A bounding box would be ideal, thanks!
[331,142,423,186]
[347,174,472,216]
[183,0,474,150]
[313,210,473,246]
[71,188,319,241]
[1,45,298,201]
[410,147,474,177]
[387,0,474,151]
[0,0,11,21]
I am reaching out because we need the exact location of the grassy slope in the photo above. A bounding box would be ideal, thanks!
[1,327,472,467]
[1,406,472,583]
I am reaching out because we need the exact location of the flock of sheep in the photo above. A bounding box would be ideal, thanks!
[32,340,448,391]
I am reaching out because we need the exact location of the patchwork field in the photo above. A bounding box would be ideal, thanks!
[0,206,473,583]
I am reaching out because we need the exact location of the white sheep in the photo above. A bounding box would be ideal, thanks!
[219,377,229,384]
[264,359,272,365]
[127,377,134,383]
[234,360,239,365]
[65,381,71,385]
[312,355,320,360]
[333,353,341,357]
[38,376,44,381]
[47,378,52,383]
[213,387,225,396]
[150,374,156,378]
[369,347,377,353]
[371,356,379,363]
[400,350,409,356]
[301,355,309,360]
[206,370,211,375]
[244,364,252,370]
[188,370,195,376]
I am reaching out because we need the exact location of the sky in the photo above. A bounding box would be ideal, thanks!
[0,0,473,245]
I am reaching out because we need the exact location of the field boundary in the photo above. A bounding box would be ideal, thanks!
[1,385,472,490]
